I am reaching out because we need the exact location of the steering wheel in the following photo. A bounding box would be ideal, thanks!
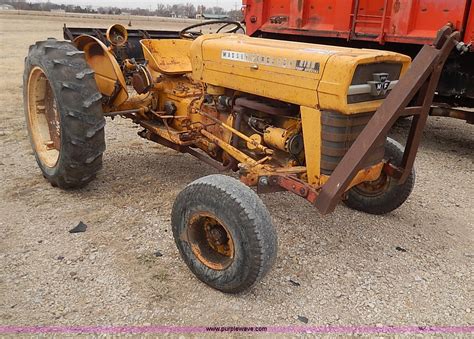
[179,20,245,40]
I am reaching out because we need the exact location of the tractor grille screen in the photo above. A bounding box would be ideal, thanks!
[348,62,403,104]
[320,111,385,175]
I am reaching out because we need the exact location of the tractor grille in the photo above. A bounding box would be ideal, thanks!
[321,110,385,175]
[348,62,403,104]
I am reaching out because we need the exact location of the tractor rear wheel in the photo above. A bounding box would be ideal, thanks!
[24,39,105,188]
[343,137,415,215]
[172,174,277,293]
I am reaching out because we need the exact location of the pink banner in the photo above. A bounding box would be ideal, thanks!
[0,325,473,334]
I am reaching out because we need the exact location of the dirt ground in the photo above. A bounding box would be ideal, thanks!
[0,12,473,329]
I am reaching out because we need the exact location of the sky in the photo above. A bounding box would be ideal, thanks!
[32,0,240,11]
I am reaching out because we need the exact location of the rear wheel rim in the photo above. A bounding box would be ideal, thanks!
[187,212,235,270]
[27,67,61,168]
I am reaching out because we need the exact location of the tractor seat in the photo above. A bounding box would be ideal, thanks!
[141,39,192,75]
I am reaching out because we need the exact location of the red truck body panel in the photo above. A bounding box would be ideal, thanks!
[243,0,474,108]
[466,3,474,45]
[244,0,473,46]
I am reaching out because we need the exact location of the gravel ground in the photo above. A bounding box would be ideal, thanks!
[0,13,473,330]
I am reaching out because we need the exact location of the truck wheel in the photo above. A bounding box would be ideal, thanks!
[343,137,415,215]
[172,174,277,293]
[24,39,105,188]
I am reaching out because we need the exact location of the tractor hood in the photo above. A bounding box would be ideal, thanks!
[190,34,411,114]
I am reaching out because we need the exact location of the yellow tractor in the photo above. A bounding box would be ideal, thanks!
[24,21,461,293]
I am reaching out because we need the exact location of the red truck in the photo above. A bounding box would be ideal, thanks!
[243,0,474,123]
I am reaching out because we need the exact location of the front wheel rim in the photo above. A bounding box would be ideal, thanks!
[353,172,391,197]
[187,212,235,270]
[27,66,61,168]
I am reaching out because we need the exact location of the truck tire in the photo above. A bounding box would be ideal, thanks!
[24,38,105,189]
[172,174,277,293]
[343,137,415,215]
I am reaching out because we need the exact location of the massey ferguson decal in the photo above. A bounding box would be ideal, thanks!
[221,50,320,73]
[368,73,391,96]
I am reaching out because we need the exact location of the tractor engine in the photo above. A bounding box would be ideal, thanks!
[200,94,304,169]
[186,34,411,184]
[71,25,411,188]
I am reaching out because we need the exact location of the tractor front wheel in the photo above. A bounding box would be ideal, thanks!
[343,137,415,215]
[172,174,277,293]
[24,39,105,188]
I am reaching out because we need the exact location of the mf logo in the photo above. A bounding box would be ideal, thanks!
[368,73,391,96]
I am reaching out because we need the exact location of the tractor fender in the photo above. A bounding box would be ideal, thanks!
[74,35,128,108]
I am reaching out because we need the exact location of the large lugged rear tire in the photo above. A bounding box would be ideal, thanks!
[343,137,415,215]
[23,38,105,189]
[172,175,278,293]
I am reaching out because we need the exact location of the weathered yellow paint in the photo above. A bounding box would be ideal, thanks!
[106,24,128,47]
[141,39,192,75]
[318,55,411,114]
[300,107,321,185]
[320,162,384,190]
[74,35,128,108]
[190,34,322,107]
[263,127,288,152]
[78,29,412,196]
[200,129,258,166]
[190,34,410,110]
[263,126,298,152]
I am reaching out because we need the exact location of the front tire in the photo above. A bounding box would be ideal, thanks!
[172,175,278,293]
[24,38,105,189]
[343,137,415,215]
